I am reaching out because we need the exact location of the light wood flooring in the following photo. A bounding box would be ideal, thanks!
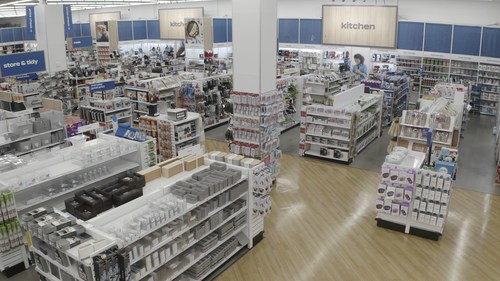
[206,140,500,281]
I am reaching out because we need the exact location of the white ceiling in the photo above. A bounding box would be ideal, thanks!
[0,0,208,18]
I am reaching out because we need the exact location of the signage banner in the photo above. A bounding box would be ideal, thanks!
[89,80,115,93]
[16,73,39,81]
[72,36,93,48]
[159,8,204,39]
[63,5,73,33]
[26,6,36,37]
[322,5,398,48]
[185,18,205,48]
[0,51,46,77]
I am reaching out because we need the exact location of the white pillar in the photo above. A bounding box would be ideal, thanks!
[232,0,277,94]
[35,4,67,75]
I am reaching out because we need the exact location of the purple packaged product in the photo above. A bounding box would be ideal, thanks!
[400,202,410,217]
[404,186,413,203]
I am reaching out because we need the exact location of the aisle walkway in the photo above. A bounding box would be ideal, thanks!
[455,114,499,195]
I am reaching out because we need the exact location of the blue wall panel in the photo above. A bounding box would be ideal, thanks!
[213,18,228,43]
[23,27,36,41]
[452,25,481,56]
[424,23,452,53]
[482,27,500,58]
[133,20,147,40]
[228,19,232,42]
[1,29,14,43]
[13,28,23,42]
[118,21,133,41]
[279,19,299,44]
[397,22,424,51]
[81,23,91,37]
[299,19,321,45]
[147,20,160,40]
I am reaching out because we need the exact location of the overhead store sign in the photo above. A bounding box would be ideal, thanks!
[159,8,204,39]
[26,6,36,37]
[15,73,39,81]
[0,51,46,77]
[72,36,93,48]
[322,5,398,48]
[64,5,73,33]
[89,80,115,93]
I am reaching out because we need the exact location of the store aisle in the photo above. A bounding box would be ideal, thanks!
[455,115,499,195]
[279,126,300,156]
[203,140,500,281]
[350,130,391,172]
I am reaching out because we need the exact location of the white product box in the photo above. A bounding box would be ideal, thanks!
[415,171,423,185]
[434,190,442,202]
[413,199,421,210]
[415,186,423,197]
[383,199,392,214]
[443,177,452,191]
[423,172,431,187]
[377,184,387,197]
[419,201,427,212]
[428,189,435,201]
[422,188,429,199]
[391,202,400,216]
[433,203,441,214]
[424,213,431,224]
[430,214,437,226]
[430,174,437,188]
[418,212,426,223]
[436,215,445,228]
[427,201,434,213]
[400,203,409,217]
[436,176,444,189]
[404,187,413,203]
[376,198,384,212]
[395,187,404,201]
[411,209,419,221]
[386,186,396,200]
[440,204,448,215]
[441,192,449,203]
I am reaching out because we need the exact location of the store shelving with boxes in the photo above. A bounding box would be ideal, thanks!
[0,109,67,157]
[79,97,133,131]
[375,148,456,240]
[139,111,205,162]
[299,85,383,163]
[478,64,500,116]
[0,188,30,276]
[363,74,410,127]
[302,72,355,106]
[0,135,145,215]
[125,76,181,124]
[370,50,397,74]
[175,74,232,130]
[397,95,463,152]
[230,91,283,178]
[276,76,301,132]
[22,153,270,281]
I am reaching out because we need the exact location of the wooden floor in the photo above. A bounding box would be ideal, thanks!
[206,140,500,281]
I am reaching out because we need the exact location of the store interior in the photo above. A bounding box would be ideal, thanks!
[0,0,500,280]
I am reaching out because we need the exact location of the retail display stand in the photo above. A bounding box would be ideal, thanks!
[363,74,410,127]
[375,150,454,241]
[0,189,30,277]
[276,76,301,133]
[23,154,270,281]
[139,112,205,162]
[230,91,283,178]
[0,109,66,157]
[79,95,133,132]
[302,73,355,106]
[299,85,383,164]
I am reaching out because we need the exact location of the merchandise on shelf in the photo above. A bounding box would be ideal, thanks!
[299,86,383,164]
[376,148,454,240]
[302,72,355,106]
[80,96,133,131]
[363,74,409,126]
[0,109,66,157]
[230,91,283,178]
[276,77,300,132]
[176,74,232,130]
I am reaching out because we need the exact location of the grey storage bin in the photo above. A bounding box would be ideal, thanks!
[15,123,33,137]
[41,133,51,146]
[15,140,31,153]
[31,136,42,149]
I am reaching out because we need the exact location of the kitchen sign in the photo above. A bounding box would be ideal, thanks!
[159,8,204,40]
[322,5,398,48]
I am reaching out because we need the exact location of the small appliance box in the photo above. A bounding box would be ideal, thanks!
[167,108,187,121]
[435,148,458,176]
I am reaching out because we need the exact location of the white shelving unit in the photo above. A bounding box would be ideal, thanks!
[299,85,383,163]
[302,73,355,106]
[375,150,454,240]
[27,157,267,281]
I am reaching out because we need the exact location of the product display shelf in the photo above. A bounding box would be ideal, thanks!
[159,228,247,281]
[88,172,248,248]
[15,160,139,212]
[186,245,244,281]
[129,202,247,266]
[375,150,454,240]
[31,246,85,281]
[28,157,261,281]
[364,75,409,126]
[302,73,355,106]
[133,216,247,281]
[14,141,66,157]
[300,86,382,163]
[276,76,301,133]
[0,127,65,147]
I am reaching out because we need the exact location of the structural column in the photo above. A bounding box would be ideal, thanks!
[35,4,67,74]
[232,0,277,94]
